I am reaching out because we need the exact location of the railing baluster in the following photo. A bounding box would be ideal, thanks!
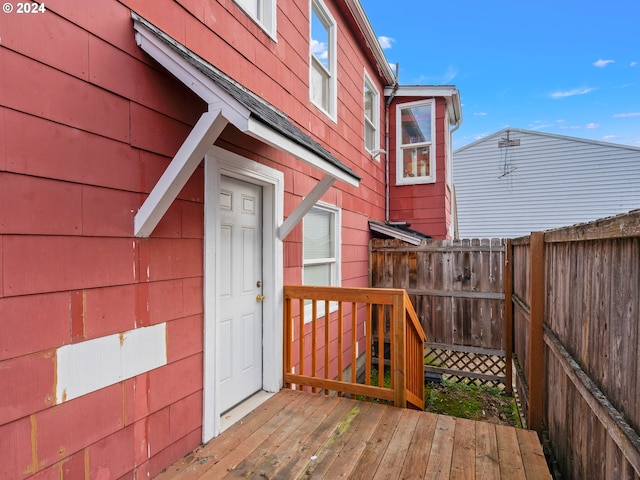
[312,300,317,393]
[299,298,304,384]
[351,301,357,384]
[337,301,343,396]
[284,296,290,387]
[366,303,372,387]
[377,304,384,389]
[389,304,394,393]
[324,300,330,395]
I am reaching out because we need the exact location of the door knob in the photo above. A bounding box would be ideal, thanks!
[256,294,266,302]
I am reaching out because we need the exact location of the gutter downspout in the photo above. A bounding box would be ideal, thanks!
[449,114,462,239]
[384,63,400,223]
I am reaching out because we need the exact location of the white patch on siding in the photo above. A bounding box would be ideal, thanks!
[56,323,167,403]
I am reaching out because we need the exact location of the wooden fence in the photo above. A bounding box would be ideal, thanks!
[369,238,510,389]
[509,210,640,479]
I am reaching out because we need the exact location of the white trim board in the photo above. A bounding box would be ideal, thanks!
[202,147,284,442]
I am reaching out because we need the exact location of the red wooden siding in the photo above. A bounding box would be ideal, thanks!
[0,0,453,477]
[388,97,452,239]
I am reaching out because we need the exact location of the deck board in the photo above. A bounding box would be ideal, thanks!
[156,389,551,480]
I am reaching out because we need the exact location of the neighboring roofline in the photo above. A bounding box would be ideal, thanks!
[341,0,396,85]
[454,127,640,154]
[385,85,462,126]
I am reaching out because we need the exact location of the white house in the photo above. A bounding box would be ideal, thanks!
[453,128,640,238]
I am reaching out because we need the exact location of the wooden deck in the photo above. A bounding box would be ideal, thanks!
[157,389,551,479]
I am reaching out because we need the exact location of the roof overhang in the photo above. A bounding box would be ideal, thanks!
[368,220,429,246]
[132,13,360,237]
[384,85,462,127]
[340,0,396,85]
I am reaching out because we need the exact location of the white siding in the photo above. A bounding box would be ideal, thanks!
[453,129,640,238]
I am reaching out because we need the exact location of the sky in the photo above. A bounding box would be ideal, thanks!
[361,0,640,150]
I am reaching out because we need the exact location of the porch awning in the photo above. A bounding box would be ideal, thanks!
[132,13,360,237]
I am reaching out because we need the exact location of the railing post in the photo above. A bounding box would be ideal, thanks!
[283,291,290,388]
[528,231,545,433]
[504,239,513,394]
[393,293,407,408]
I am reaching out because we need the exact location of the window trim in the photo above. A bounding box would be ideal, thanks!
[364,71,380,155]
[233,0,277,40]
[395,99,436,185]
[309,0,337,121]
[302,202,341,322]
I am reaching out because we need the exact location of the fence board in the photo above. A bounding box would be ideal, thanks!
[370,239,505,350]
[370,238,507,386]
[510,210,640,480]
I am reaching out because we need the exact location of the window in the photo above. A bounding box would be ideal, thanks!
[396,100,436,185]
[303,204,341,320]
[310,0,336,119]
[303,204,340,287]
[364,72,380,154]
[234,0,276,37]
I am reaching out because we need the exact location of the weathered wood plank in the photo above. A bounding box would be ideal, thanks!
[398,409,438,479]
[217,392,330,478]
[251,395,356,479]
[544,326,640,475]
[348,405,404,479]
[404,288,505,300]
[300,400,376,479]
[527,232,545,433]
[424,414,456,479]
[450,418,476,480]
[320,401,386,478]
[475,421,500,480]
[543,209,640,243]
[155,389,305,480]
[372,408,422,479]
[496,424,527,480]
[516,428,552,479]
[159,390,552,480]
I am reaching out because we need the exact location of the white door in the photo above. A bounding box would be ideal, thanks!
[218,175,263,412]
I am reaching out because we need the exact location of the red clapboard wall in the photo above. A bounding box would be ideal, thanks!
[388,96,453,239]
[0,0,408,477]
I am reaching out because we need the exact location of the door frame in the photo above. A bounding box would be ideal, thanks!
[202,146,284,442]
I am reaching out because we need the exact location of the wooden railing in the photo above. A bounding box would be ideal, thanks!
[283,285,426,410]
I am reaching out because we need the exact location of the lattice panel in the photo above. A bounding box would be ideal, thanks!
[425,346,506,388]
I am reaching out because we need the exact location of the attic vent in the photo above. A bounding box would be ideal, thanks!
[498,138,520,148]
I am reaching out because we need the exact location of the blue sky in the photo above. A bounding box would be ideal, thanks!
[362,0,640,149]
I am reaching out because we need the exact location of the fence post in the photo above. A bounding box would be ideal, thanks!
[393,293,407,408]
[528,232,545,433]
[504,239,513,394]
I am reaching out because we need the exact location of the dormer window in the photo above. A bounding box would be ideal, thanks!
[396,99,436,185]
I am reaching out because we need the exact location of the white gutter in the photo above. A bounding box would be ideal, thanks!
[384,63,400,222]
[342,0,396,85]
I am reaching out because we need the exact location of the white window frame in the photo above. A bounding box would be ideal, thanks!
[233,0,277,40]
[302,202,341,322]
[309,0,337,121]
[364,71,380,155]
[395,99,436,185]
